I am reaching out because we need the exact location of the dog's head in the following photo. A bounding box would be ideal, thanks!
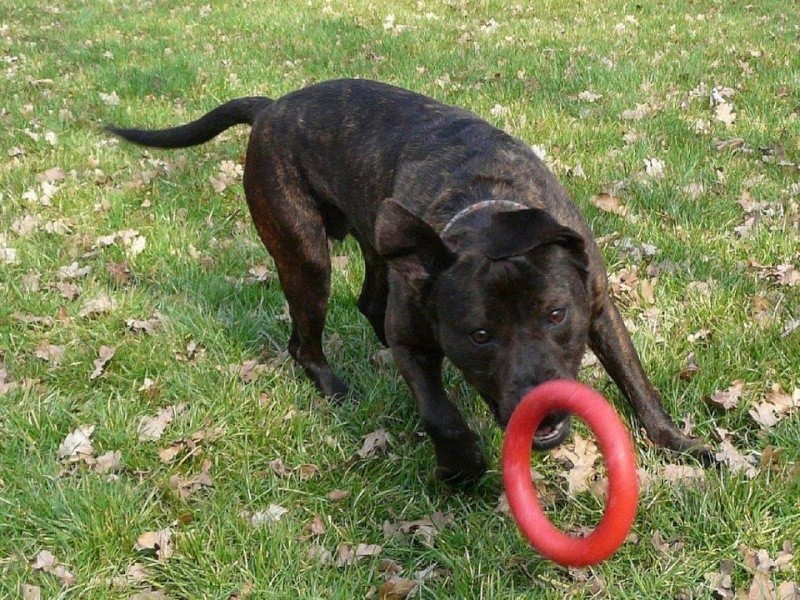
[375,199,590,449]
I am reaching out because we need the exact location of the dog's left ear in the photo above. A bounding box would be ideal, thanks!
[482,208,588,270]
[375,199,456,291]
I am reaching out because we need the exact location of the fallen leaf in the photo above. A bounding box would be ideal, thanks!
[126,314,163,335]
[379,577,418,600]
[328,489,349,501]
[660,464,706,486]
[79,294,116,318]
[749,384,799,428]
[249,504,289,526]
[137,404,185,442]
[57,261,91,280]
[93,450,123,474]
[308,514,326,537]
[0,368,13,395]
[32,550,76,586]
[135,528,174,560]
[678,352,701,381]
[169,459,213,500]
[704,559,736,599]
[58,425,95,463]
[716,439,758,478]
[552,433,601,494]
[644,157,666,180]
[307,544,333,565]
[89,345,116,380]
[707,381,745,410]
[355,543,382,558]
[590,192,629,217]
[55,281,81,300]
[357,428,393,459]
[22,584,41,600]
[35,341,65,366]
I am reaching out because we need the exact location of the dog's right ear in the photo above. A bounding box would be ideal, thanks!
[375,199,456,292]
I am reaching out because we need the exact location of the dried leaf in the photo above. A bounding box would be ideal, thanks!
[379,577,418,600]
[79,294,116,318]
[552,433,600,495]
[249,504,289,526]
[35,341,65,366]
[22,584,41,600]
[32,550,76,586]
[89,345,116,380]
[93,450,123,474]
[707,381,745,410]
[749,384,799,428]
[716,439,758,478]
[660,464,706,486]
[169,459,213,500]
[357,428,393,459]
[134,528,174,560]
[590,192,629,217]
[137,404,185,442]
[58,425,95,462]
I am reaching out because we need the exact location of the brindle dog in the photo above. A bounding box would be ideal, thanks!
[108,79,710,481]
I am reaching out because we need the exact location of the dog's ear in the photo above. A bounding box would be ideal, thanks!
[375,199,456,290]
[483,208,588,270]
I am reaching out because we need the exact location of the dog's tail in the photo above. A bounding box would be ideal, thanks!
[105,96,272,148]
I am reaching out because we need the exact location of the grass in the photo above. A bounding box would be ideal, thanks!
[1,0,799,598]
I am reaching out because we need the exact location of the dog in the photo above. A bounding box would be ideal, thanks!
[107,79,710,481]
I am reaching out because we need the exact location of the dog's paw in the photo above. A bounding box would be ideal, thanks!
[433,433,487,485]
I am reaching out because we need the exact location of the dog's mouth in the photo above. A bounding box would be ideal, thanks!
[533,411,571,450]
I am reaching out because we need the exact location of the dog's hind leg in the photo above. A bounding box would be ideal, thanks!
[356,243,389,346]
[243,141,349,399]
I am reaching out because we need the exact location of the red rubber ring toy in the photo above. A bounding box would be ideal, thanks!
[502,380,638,567]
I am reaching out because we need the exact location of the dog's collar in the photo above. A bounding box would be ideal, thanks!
[440,200,526,237]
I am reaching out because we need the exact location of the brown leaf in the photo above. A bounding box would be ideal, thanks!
[355,543,382,558]
[79,294,116,318]
[126,315,163,335]
[57,261,91,280]
[716,439,758,478]
[249,504,289,526]
[134,528,173,560]
[22,584,41,600]
[35,341,65,366]
[106,261,132,285]
[590,192,629,217]
[379,577,418,600]
[707,381,745,410]
[55,281,81,300]
[327,489,348,501]
[749,384,799,428]
[308,514,326,537]
[93,450,123,474]
[704,560,736,599]
[552,433,601,495]
[356,428,393,459]
[138,404,185,442]
[169,459,213,500]
[0,368,13,396]
[678,352,701,381]
[58,425,95,463]
[297,463,320,481]
[32,550,76,586]
[89,345,116,380]
[660,464,706,486]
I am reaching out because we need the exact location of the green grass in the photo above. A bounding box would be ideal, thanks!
[2,0,799,598]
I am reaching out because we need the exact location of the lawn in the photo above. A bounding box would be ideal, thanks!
[1,0,798,598]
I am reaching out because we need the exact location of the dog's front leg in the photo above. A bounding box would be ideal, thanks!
[391,344,487,483]
[589,298,713,463]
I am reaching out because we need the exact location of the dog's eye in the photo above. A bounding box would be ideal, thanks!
[547,308,567,325]
[470,329,492,344]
